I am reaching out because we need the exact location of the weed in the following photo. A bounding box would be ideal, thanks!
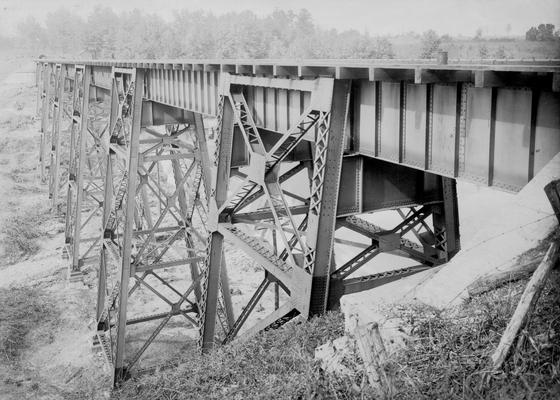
[1,204,49,264]
[114,311,372,399]
[0,287,57,363]
[391,270,560,399]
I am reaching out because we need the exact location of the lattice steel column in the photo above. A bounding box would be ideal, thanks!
[40,62,54,181]
[91,68,231,383]
[113,68,144,382]
[200,75,338,350]
[48,64,65,210]
[64,65,109,280]
[35,62,45,117]
[305,79,351,316]
[64,65,85,258]
[199,93,234,352]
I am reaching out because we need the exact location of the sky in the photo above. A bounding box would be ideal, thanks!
[1,0,559,37]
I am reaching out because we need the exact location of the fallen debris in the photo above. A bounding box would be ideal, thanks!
[315,336,354,377]
[491,242,559,371]
[467,256,542,297]
[351,316,396,398]
[545,179,560,223]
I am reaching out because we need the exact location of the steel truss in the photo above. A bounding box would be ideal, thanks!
[199,74,461,352]
[37,62,78,211]
[35,63,462,385]
[93,68,233,383]
[329,176,459,308]
[64,65,110,279]
[199,77,352,350]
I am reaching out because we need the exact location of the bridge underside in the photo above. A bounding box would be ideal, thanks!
[35,59,559,383]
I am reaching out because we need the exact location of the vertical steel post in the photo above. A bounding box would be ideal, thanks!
[114,68,144,383]
[50,65,65,210]
[40,63,52,180]
[307,80,351,316]
[70,66,92,277]
[193,113,234,328]
[199,96,235,352]
[97,142,114,323]
[36,62,43,116]
[171,155,202,302]
[64,66,83,250]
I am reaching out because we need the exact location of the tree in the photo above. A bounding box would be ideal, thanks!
[420,30,441,58]
[526,23,556,41]
[12,7,401,60]
[526,26,538,41]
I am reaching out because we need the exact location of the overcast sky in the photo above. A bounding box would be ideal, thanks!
[1,0,559,37]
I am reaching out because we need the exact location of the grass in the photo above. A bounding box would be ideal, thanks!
[113,239,560,399]
[1,204,49,264]
[113,265,560,400]
[0,287,56,363]
[114,311,374,400]
[391,269,560,399]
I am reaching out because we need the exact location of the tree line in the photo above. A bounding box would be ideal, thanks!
[16,7,396,59]
[13,7,559,61]
[525,24,559,41]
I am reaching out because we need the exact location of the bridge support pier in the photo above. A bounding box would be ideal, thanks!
[64,65,108,281]
[89,68,232,382]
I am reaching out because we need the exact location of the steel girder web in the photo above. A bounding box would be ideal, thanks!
[93,68,233,384]
[63,65,110,280]
[327,176,460,309]
[199,76,351,351]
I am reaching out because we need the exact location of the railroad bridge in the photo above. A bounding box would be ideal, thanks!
[35,58,560,383]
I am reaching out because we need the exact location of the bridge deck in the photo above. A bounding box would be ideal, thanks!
[37,59,560,192]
